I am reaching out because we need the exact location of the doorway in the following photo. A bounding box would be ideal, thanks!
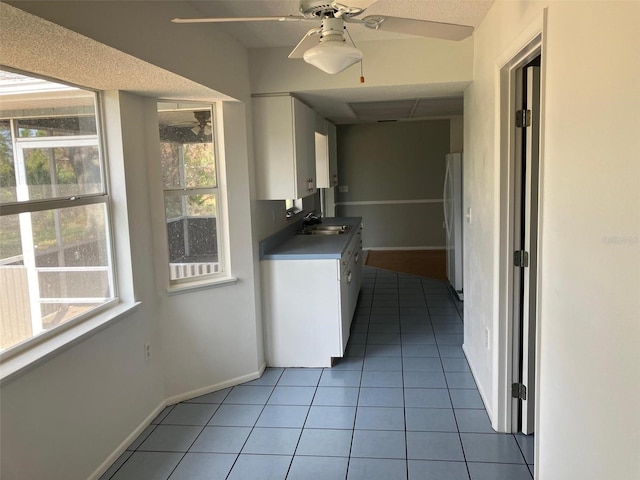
[496,27,543,441]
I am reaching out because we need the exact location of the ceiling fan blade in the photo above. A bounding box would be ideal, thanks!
[362,15,473,41]
[288,27,322,59]
[171,16,305,24]
[331,0,378,15]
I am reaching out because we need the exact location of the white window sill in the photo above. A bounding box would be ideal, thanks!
[167,276,238,295]
[0,301,140,386]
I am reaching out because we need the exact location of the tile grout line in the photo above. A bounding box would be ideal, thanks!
[282,369,323,479]
[395,272,411,480]
[146,394,232,480]
[223,369,282,480]
[346,267,376,480]
[425,276,473,480]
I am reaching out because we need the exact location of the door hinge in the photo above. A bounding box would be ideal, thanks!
[512,383,527,400]
[514,250,529,268]
[516,109,531,128]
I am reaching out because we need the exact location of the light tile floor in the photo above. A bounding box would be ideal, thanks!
[101,267,535,480]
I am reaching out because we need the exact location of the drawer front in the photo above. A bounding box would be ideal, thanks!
[341,223,363,273]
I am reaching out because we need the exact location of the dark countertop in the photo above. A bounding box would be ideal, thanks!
[260,217,362,260]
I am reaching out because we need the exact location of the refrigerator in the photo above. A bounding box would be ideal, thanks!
[443,153,463,300]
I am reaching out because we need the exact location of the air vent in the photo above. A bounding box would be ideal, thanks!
[349,100,417,121]
[349,96,463,121]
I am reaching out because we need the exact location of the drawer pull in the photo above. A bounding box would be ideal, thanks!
[347,270,352,284]
[354,252,359,264]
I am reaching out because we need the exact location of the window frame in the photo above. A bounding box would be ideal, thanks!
[0,74,119,361]
[157,102,229,289]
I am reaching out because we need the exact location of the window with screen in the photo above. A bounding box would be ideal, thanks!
[0,69,115,354]
[157,103,223,284]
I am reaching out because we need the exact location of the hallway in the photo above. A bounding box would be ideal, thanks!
[101,267,534,480]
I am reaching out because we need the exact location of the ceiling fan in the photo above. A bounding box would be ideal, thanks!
[172,0,473,74]
[191,111,212,137]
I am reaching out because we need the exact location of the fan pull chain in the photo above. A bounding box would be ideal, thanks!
[344,27,365,83]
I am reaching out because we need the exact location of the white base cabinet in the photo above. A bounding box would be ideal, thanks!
[262,225,363,367]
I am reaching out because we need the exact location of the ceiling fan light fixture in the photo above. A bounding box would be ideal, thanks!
[303,38,362,74]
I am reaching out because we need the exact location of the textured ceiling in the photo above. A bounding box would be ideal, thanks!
[0,3,232,105]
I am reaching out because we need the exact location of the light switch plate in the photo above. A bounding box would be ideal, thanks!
[338,185,348,193]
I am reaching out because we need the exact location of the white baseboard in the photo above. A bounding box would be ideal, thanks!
[165,364,266,406]
[88,401,167,480]
[462,343,494,424]
[88,363,266,480]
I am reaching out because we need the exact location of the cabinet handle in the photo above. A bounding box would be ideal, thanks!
[347,270,352,284]
[354,252,359,264]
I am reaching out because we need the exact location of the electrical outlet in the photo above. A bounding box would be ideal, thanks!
[466,207,472,223]
[338,185,348,193]
[144,342,151,361]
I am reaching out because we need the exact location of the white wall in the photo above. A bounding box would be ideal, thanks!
[249,37,473,94]
[450,115,464,153]
[335,120,452,249]
[463,0,544,427]
[465,1,640,479]
[537,2,640,478]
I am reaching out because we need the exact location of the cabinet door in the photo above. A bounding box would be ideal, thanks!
[263,258,342,367]
[328,121,338,187]
[315,118,338,189]
[315,114,331,188]
[253,96,317,200]
[340,258,353,353]
[292,98,316,197]
[253,96,295,200]
[353,225,363,291]
[304,106,318,195]
[349,249,362,318]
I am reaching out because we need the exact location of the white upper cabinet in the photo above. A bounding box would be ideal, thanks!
[315,115,338,189]
[253,95,317,200]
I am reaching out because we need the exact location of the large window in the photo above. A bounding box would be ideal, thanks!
[157,103,223,284]
[0,69,115,353]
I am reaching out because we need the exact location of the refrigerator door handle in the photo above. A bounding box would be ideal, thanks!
[443,159,452,238]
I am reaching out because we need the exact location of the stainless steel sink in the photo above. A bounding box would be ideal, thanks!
[298,224,351,236]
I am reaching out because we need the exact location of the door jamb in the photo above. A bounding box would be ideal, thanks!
[495,11,546,437]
